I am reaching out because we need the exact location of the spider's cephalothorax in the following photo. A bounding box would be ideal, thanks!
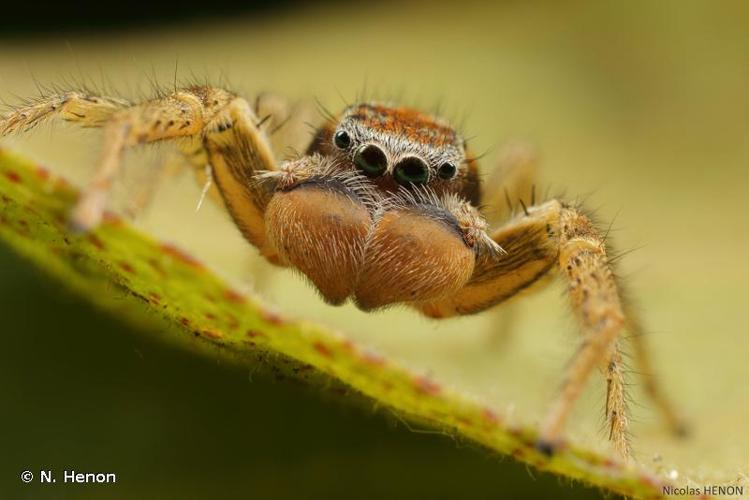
[308,103,481,205]
[0,84,687,461]
[264,102,495,309]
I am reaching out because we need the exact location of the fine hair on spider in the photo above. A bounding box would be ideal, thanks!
[0,76,688,461]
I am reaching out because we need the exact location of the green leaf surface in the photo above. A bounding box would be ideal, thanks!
[0,149,690,499]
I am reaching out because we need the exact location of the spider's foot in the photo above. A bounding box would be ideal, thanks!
[68,191,106,234]
[534,438,559,457]
[68,217,95,235]
[672,420,690,439]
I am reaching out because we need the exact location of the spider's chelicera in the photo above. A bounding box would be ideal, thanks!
[0,84,687,461]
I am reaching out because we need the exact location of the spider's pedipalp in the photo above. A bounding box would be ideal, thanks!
[264,155,377,304]
[353,203,475,310]
[353,188,493,310]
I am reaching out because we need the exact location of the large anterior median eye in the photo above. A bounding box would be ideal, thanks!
[394,157,429,185]
[354,144,388,177]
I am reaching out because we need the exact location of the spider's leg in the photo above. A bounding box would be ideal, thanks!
[626,311,688,437]
[72,88,236,230]
[201,96,282,260]
[601,342,630,457]
[478,143,540,346]
[418,199,634,459]
[180,93,317,215]
[482,142,539,226]
[122,149,193,220]
[252,92,320,158]
[417,200,560,318]
[0,86,243,230]
[539,202,633,458]
[0,91,129,134]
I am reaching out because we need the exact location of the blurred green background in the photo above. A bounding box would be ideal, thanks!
[2,0,748,497]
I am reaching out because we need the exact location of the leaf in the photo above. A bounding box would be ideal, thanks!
[0,148,683,498]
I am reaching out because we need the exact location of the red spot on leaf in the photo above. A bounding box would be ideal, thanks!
[246,330,265,338]
[414,376,441,396]
[223,288,246,304]
[481,408,500,426]
[4,171,21,183]
[340,339,355,353]
[179,317,191,327]
[202,330,223,340]
[160,243,203,269]
[637,473,662,492]
[204,312,217,320]
[260,310,284,325]
[148,293,162,304]
[313,342,333,358]
[361,350,385,366]
[35,167,50,180]
[87,234,106,250]
[119,261,135,274]
[226,315,240,329]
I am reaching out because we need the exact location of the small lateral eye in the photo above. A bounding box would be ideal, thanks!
[333,130,351,149]
[354,144,388,177]
[394,157,429,185]
[438,162,457,180]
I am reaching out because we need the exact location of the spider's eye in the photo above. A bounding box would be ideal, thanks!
[437,162,457,180]
[354,145,388,177]
[333,130,351,149]
[394,157,429,185]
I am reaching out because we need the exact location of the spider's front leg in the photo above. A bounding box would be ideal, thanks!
[418,200,637,459]
[0,86,284,257]
[200,96,282,260]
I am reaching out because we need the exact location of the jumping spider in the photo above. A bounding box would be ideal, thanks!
[0,84,686,460]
